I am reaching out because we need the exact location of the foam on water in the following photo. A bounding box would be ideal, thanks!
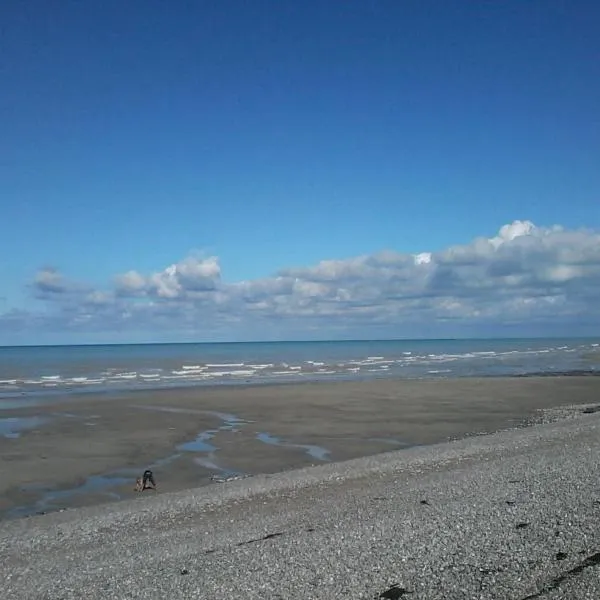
[0,338,598,402]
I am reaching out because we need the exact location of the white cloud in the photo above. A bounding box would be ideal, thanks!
[115,256,221,298]
[114,270,146,295]
[33,267,68,294]
[85,291,113,306]
[5,220,600,340]
[489,219,536,248]
[414,252,432,265]
[31,266,92,299]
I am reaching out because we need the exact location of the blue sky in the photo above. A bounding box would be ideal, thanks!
[1,1,599,344]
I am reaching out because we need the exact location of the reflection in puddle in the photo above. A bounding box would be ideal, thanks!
[0,412,100,440]
[4,409,336,521]
[176,412,251,476]
[7,450,190,520]
[256,432,331,461]
[6,410,253,520]
[206,411,249,429]
[8,474,132,519]
[0,416,47,439]
[178,431,217,452]
[138,406,332,463]
[131,406,253,478]
[0,397,44,411]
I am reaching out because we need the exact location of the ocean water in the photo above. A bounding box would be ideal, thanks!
[0,338,598,402]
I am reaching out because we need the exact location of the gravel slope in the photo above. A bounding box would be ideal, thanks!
[1,413,599,599]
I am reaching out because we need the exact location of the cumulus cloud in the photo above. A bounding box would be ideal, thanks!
[33,267,68,295]
[30,266,94,300]
[115,256,221,298]
[5,220,600,341]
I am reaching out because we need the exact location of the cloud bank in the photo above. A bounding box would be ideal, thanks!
[3,221,600,343]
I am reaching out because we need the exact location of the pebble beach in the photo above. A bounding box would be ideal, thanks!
[1,397,599,599]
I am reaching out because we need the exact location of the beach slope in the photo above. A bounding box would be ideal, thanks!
[1,412,599,599]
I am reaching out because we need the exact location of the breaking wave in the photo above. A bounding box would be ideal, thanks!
[0,340,597,399]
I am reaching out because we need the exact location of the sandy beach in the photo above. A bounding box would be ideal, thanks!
[1,375,600,519]
[1,397,599,599]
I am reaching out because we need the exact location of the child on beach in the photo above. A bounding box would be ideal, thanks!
[134,470,156,491]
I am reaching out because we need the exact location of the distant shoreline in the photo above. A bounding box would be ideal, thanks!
[1,367,599,408]
[1,337,598,401]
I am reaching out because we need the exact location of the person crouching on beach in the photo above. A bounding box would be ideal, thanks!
[134,469,157,491]
[142,469,156,490]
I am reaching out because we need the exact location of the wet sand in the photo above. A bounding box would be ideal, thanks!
[2,405,600,599]
[2,376,600,519]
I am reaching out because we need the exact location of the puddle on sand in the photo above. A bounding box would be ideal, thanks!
[175,412,251,455]
[9,410,250,519]
[1,412,102,439]
[206,411,249,430]
[0,397,44,411]
[256,432,331,461]
[125,406,253,477]
[178,430,218,452]
[8,474,132,519]
[4,411,334,521]
[6,448,192,520]
[0,416,47,439]
[175,412,251,475]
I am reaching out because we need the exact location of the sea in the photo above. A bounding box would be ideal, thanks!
[1,338,599,403]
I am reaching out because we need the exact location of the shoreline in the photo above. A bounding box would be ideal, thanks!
[3,402,598,525]
[1,408,599,598]
[2,375,600,521]
[2,367,599,405]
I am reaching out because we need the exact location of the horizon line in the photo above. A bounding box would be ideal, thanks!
[1,335,598,350]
